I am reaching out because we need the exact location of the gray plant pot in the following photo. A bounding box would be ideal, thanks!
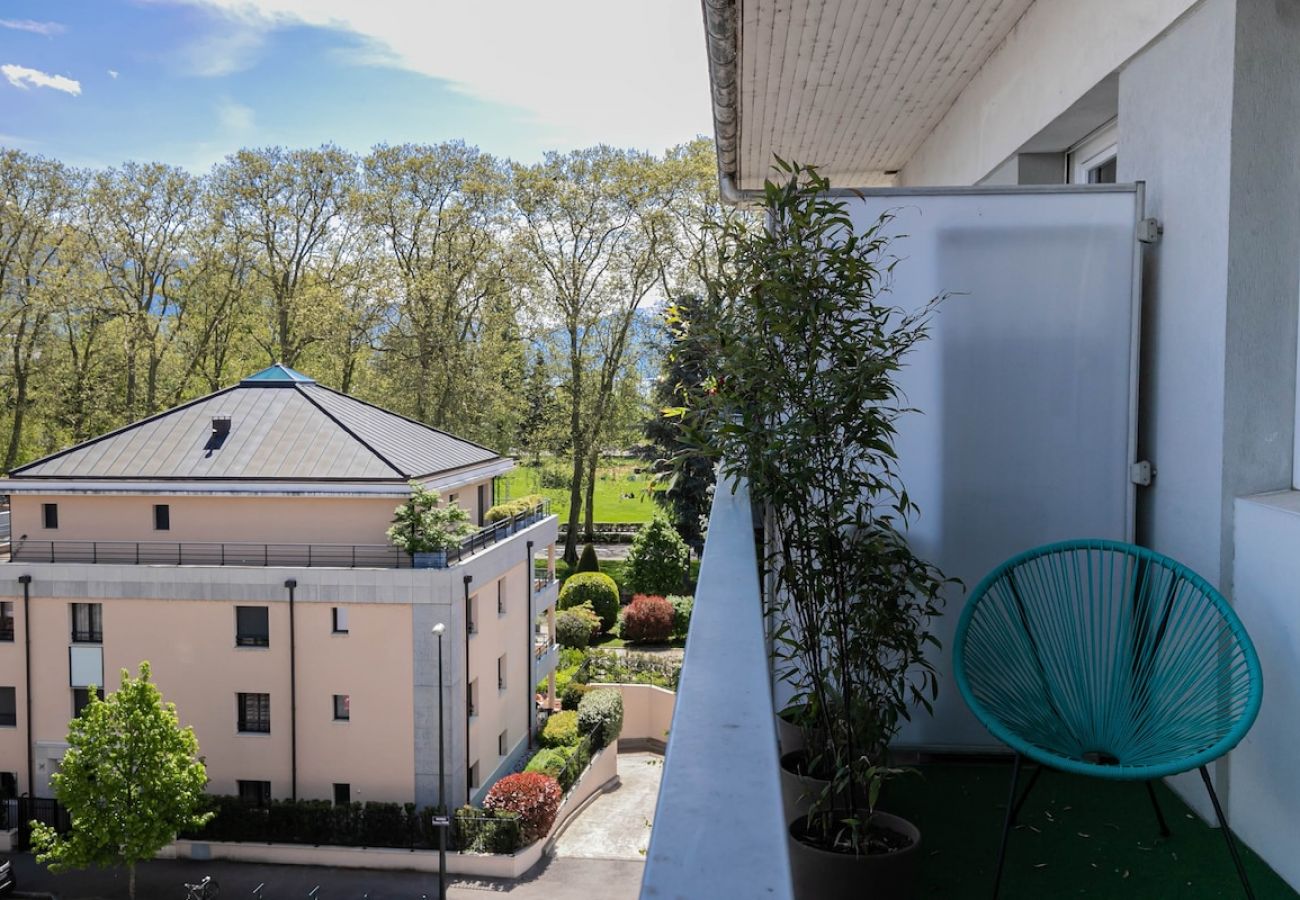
[776,704,809,755]
[787,811,921,900]
[413,550,448,569]
[779,750,829,825]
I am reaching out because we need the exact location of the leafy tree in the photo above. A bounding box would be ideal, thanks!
[386,481,476,554]
[624,516,690,595]
[30,662,211,900]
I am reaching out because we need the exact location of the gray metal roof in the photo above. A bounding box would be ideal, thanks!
[11,370,502,481]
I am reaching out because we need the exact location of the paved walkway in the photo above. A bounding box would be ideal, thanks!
[553,752,662,862]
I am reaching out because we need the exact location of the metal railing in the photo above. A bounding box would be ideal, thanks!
[640,476,793,898]
[534,570,557,593]
[3,500,553,569]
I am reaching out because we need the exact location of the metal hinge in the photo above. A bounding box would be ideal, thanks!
[1130,460,1155,486]
[1137,218,1162,244]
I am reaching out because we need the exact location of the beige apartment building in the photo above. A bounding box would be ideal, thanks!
[0,364,559,813]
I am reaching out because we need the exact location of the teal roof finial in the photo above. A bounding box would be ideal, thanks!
[240,363,316,385]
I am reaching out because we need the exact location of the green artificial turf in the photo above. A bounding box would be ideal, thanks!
[884,763,1294,899]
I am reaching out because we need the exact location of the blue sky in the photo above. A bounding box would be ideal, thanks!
[0,0,713,171]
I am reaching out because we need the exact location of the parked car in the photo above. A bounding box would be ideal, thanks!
[0,856,15,895]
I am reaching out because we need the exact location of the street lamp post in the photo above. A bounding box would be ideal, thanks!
[432,622,448,900]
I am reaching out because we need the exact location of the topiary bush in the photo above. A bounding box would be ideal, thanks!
[667,594,694,639]
[558,572,620,632]
[453,806,522,854]
[560,681,590,711]
[575,542,600,573]
[482,772,563,845]
[577,688,625,750]
[540,710,580,748]
[555,610,593,650]
[620,594,675,644]
[624,517,690,595]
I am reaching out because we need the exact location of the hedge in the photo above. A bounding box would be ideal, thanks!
[453,806,522,854]
[484,494,546,524]
[187,795,429,849]
[577,688,624,750]
[540,710,580,748]
[558,572,620,631]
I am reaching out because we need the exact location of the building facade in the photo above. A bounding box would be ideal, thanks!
[0,364,559,812]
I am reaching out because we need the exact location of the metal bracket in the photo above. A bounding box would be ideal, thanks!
[1130,460,1155,486]
[1137,218,1163,244]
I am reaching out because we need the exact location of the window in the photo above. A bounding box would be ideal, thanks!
[448,493,458,506]
[1068,120,1118,185]
[497,579,506,615]
[0,772,16,800]
[72,687,103,718]
[153,503,170,531]
[468,761,479,790]
[0,602,13,642]
[477,484,486,525]
[71,603,102,643]
[237,692,271,733]
[498,729,508,756]
[235,606,269,647]
[333,694,350,721]
[468,679,478,717]
[333,783,351,805]
[237,780,271,806]
[332,607,349,634]
[497,654,506,691]
[0,688,14,727]
[42,503,57,530]
[467,595,478,635]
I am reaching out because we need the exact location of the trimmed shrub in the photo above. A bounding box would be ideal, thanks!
[577,688,625,750]
[453,805,522,854]
[575,542,600,573]
[540,710,580,748]
[557,739,591,791]
[484,494,546,523]
[558,572,620,632]
[624,517,689,595]
[555,610,592,649]
[560,681,590,711]
[667,594,694,638]
[620,594,675,644]
[524,748,569,781]
[483,772,563,844]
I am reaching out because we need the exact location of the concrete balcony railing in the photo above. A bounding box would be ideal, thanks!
[531,575,558,619]
[640,476,793,899]
[533,639,559,682]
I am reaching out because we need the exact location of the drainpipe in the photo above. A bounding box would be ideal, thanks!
[18,575,32,798]
[462,574,473,801]
[526,540,534,749]
[284,578,298,801]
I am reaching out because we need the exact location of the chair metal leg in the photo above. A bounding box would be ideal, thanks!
[992,753,1024,900]
[1145,780,1171,837]
[1199,765,1255,900]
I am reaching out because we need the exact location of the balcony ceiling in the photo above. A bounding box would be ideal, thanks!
[705,0,1037,189]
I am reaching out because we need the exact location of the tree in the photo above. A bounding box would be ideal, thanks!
[30,662,211,900]
[624,515,690,595]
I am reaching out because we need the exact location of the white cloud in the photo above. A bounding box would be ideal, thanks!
[1,64,81,96]
[174,27,266,77]
[0,19,65,37]
[107,69,119,79]
[161,0,712,152]
[217,98,255,132]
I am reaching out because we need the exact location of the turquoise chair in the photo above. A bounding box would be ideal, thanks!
[954,539,1263,899]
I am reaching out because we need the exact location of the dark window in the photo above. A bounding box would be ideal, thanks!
[71,603,102,643]
[468,761,479,790]
[0,772,16,800]
[468,679,477,717]
[237,779,271,806]
[477,484,486,526]
[236,606,269,647]
[0,688,15,727]
[333,783,350,805]
[73,687,103,718]
[498,730,508,756]
[333,694,350,721]
[0,602,13,642]
[332,607,348,634]
[42,503,57,530]
[497,654,506,690]
[497,579,505,615]
[1089,156,1119,184]
[153,504,170,531]
[467,595,477,635]
[238,692,271,733]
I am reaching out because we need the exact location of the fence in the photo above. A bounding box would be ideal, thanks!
[0,796,71,851]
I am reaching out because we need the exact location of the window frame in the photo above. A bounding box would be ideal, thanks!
[41,502,58,530]
[237,779,271,806]
[0,687,15,727]
[237,692,271,734]
[1067,119,1118,185]
[235,606,270,648]
[0,602,13,642]
[153,503,170,531]
[468,678,478,718]
[498,729,508,756]
[468,761,479,790]
[333,783,351,805]
[467,594,478,635]
[497,579,506,616]
[333,693,350,722]
[72,686,104,718]
[497,654,506,691]
[70,602,102,644]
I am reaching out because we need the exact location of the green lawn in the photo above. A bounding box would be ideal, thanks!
[500,458,660,524]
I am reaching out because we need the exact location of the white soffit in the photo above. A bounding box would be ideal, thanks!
[713,0,1037,189]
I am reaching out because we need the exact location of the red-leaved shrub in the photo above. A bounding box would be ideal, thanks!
[482,772,563,844]
[620,594,675,643]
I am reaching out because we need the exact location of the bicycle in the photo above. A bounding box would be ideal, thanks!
[182,875,220,899]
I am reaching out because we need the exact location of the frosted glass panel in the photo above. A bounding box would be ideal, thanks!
[840,187,1142,749]
[69,645,104,689]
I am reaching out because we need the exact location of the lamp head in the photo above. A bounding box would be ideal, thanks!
[432,623,446,636]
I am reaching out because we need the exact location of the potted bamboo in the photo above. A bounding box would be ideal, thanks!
[387,481,476,568]
[684,160,951,899]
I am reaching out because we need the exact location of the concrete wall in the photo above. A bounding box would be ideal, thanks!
[592,683,676,750]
